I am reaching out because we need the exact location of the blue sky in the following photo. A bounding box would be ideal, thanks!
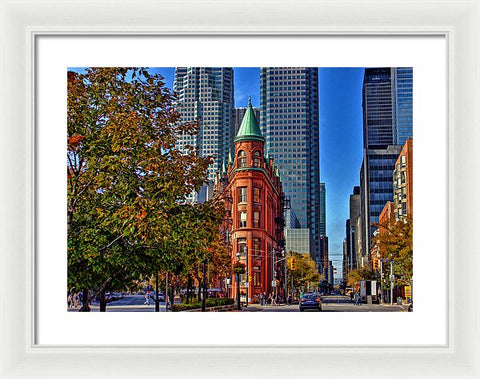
[70,67,365,276]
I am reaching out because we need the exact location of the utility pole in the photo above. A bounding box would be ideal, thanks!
[284,251,287,302]
[379,260,383,304]
[390,260,394,306]
[165,272,168,312]
[272,249,276,299]
[245,246,249,307]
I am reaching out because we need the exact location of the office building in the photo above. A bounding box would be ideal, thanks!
[260,67,321,260]
[319,182,326,236]
[393,68,413,146]
[345,186,361,273]
[173,67,235,191]
[360,67,412,264]
[393,138,413,220]
[360,145,403,263]
[319,236,329,280]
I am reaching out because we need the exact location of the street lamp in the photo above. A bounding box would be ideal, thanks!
[282,250,286,303]
[272,248,276,299]
[236,252,241,310]
[244,246,249,307]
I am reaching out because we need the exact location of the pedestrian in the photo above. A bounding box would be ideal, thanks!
[259,292,264,306]
[355,292,361,306]
[144,293,150,305]
[271,292,277,306]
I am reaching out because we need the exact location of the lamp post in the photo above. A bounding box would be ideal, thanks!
[390,260,394,305]
[272,248,276,298]
[282,250,287,303]
[244,246,249,307]
[379,259,384,304]
[236,252,241,310]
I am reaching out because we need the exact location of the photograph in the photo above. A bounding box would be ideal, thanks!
[67,67,413,313]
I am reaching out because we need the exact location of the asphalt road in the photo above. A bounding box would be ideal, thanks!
[68,294,168,312]
[67,294,409,312]
[239,295,409,312]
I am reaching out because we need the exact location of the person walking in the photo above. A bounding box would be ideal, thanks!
[259,292,264,306]
[271,292,277,306]
[144,293,150,305]
[355,291,361,306]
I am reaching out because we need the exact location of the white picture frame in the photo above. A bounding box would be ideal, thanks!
[1,0,479,377]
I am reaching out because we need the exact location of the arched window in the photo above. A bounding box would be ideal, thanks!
[238,150,247,167]
[253,150,262,167]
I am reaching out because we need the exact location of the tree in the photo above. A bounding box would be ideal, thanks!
[287,252,321,293]
[67,68,216,310]
[347,270,362,288]
[346,266,375,288]
[373,214,413,287]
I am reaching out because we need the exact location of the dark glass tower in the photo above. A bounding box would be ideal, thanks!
[393,67,413,146]
[360,67,413,262]
[319,182,326,237]
[260,67,320,258]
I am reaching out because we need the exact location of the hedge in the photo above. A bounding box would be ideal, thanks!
[172,298,234,312]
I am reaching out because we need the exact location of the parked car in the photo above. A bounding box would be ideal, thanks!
[299,292,322,312]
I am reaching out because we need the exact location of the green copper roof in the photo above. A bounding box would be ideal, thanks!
[234,96,265,143]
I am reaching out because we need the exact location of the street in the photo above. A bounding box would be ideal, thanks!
[68,294,409,312]
[68,295,170,312]
[238,295,409,312]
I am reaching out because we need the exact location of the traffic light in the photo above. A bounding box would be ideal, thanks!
[291,257,296,271]
[373,259,379,271]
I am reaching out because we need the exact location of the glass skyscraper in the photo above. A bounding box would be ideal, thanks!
[360,67,413,262]
[173,67,235,186]
[260,67,320,258]
[393,67,413,146]
[319,182,326,237]
[362,67,413,149]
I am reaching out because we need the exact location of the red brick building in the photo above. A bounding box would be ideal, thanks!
[215,98,285,304]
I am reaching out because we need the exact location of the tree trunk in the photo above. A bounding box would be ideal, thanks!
[99,289,106,312]
[196,272,202,302]
[186,275,192,304]
[78,288,91,312]
[202,262,207,312]
[155,271,160,312]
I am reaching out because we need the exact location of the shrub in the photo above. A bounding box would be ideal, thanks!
[171,298,234,311]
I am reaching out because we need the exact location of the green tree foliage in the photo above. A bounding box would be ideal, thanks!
[67,68,225,304]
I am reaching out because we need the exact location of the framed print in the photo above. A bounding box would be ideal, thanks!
[1,0,479,378]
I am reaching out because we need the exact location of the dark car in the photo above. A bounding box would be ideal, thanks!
[299,293,322,312]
